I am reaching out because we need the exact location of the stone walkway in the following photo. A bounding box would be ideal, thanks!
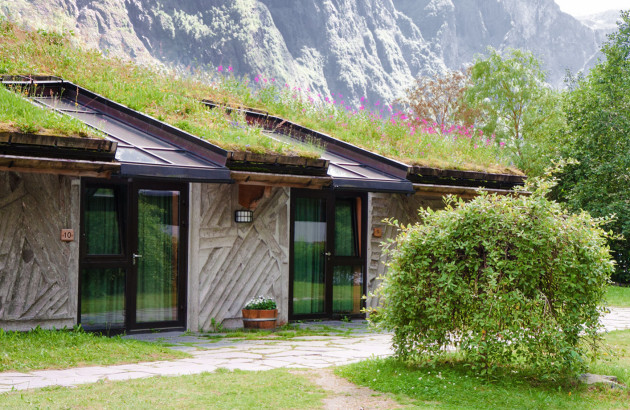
[2,310,630,393]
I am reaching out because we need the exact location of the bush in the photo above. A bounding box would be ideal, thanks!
[372,178,615,378]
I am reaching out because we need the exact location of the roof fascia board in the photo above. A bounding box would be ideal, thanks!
[332,178,415,194]
[0,154,120,178]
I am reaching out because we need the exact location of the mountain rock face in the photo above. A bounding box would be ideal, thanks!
[0,0,617,104]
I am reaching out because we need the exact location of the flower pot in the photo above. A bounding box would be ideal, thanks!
[242,309,278,329]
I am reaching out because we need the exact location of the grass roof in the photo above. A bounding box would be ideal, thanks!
[0,18,521,174]
[0,85,99,138]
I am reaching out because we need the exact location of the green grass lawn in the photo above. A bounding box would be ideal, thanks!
[336,329,630,409]
[0,327,188,373]
[606,285,630,308]
[0,368,325,409]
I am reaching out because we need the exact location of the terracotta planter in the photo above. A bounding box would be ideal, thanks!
[242,309,278,329]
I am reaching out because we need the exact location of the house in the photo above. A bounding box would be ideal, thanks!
[0,76,524,332]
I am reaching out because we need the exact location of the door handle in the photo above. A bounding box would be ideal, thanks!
[132,253,143,265]
[323,252,332,256]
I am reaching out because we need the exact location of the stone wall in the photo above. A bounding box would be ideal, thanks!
[366,192,445,309]
[0,172,80,330]
[188,183,290,330]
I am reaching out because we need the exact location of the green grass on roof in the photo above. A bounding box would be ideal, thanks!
[0,18,520,173]
[0,86,99,138]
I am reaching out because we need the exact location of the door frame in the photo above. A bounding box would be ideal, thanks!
[78,177,189,332]
[288,189,368,320]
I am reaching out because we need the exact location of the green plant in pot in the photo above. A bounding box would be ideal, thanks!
[242,296,277,329]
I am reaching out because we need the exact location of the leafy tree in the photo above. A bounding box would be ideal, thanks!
[399,69,478,128]
[558,10,630,282]
[465,48,566,175]
[371,177,614,378]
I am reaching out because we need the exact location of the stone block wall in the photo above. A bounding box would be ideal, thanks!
[0,172,80,330]
[366,192,445,309]
[188,183,289,330]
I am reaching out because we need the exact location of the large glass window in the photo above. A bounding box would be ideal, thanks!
[136,189,180,323]
[84,187,123,255]
[334,198,359,257]
[292,197,327,315]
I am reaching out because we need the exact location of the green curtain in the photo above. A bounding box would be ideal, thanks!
[85,188,121,255]
[136,189,179,323]
[334,199,357,256]
[80,268,125,329]
[293,197,326,315]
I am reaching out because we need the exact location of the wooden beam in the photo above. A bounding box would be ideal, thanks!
[231,170,331,189]
[413,183,526,199]
[0,154,120,178]
[0,131,115,153]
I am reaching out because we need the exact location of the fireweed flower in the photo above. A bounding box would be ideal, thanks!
[217,65,223,72]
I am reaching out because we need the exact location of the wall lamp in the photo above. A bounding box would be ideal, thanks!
[234,210,254,223]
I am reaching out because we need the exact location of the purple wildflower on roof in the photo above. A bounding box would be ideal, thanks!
[217,65,223,72]
[228,65,233,72]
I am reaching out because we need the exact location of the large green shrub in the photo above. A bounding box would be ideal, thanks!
[373,178,614,377]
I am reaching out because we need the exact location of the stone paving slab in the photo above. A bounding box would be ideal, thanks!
[1,313,630,392]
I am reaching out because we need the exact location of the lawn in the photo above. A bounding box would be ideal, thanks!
[0,368,326,409]
[606,285,630,308]
[0,327,188,373]
[336,329,630,409]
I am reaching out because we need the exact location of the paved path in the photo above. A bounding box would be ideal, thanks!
[2,310,630,393]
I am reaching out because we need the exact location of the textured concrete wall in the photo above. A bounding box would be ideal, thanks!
[0,172,80,331]
[366,192,445,309]
[188,183,290,330]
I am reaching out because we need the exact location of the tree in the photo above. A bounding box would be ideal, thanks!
[372,178,614,378]
[464,48,566,175]
[558,10,630,282]
[399,69,477,128]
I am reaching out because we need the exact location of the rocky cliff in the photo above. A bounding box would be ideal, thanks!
[0,0,617,104]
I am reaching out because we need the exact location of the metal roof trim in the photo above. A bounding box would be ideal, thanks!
[120,163,233,183]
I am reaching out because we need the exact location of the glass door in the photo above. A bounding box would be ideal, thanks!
[129,182,187,329]
[79,179,188,332]
[291,196,328,316]
[290,191,366,319]
[331,198,364,316]
[79,183,127,331]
